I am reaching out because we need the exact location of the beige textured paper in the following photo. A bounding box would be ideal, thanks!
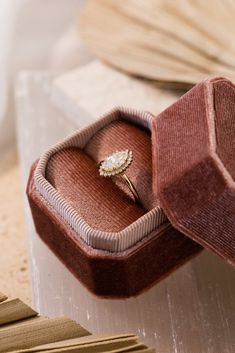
[15,335,141,352]
[0,292,7,303]
[79,0,235,86]
[0,298,37,326]
[0,292,154,352]
[0,316,89,352]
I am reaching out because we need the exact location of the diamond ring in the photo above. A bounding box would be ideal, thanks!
[99,150,140,203]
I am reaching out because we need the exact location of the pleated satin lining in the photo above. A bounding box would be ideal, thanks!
[34,108,167,252]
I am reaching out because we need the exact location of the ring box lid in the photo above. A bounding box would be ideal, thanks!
[152,76,235,266]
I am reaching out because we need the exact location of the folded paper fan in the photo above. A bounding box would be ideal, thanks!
[0,291,155,352]
[79,0,235,87]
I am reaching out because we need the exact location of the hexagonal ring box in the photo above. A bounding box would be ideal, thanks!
[27,77,235,298]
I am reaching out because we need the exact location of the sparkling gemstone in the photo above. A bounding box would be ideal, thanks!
[99,150,132,176]
[103,151,128,171]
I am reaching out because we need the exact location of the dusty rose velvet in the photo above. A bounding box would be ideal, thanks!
[45,119,154,232]
[153,77,235,265]
[46,147,146,232]
[27,76,235,297]
[214,80,235,180]
[28,163,202,298]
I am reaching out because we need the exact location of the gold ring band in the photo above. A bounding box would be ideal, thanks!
[119,173,140,203]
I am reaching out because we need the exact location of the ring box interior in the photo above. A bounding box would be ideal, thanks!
[27,76,235,298]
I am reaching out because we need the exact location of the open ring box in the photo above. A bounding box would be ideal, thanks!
[27,76,235,298]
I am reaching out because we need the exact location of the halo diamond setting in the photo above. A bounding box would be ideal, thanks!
[99,150,133,177]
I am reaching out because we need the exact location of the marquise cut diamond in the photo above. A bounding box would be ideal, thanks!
[99,150,133,177]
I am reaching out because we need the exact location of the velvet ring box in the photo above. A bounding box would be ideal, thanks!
[27,76,235,298]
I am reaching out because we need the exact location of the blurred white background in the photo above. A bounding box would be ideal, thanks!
[0,0,91,156]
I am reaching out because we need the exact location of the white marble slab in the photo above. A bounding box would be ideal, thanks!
[52,61,178,125]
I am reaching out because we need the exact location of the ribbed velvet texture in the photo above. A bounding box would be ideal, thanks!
[46,120,155,232]
[46,147,145,232]
[27,76,235,297]
[214,81,235,180]
[28,163,202,297]
[153,77,235,265]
